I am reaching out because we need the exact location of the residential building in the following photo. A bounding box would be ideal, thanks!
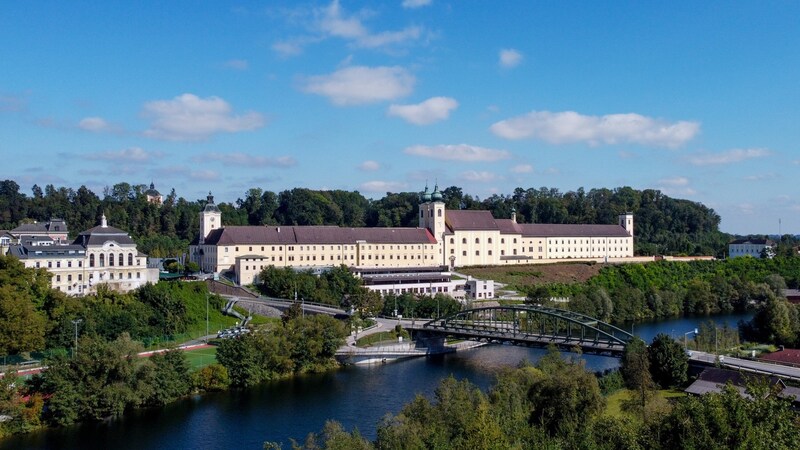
[6,214,158,295]
[9,218,69,244]
[728,238,775,258]
[190,186,635,284]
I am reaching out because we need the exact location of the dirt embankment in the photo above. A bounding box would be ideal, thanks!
[459,263,602,287]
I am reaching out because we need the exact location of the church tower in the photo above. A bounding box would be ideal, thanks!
[199,192,222,245]
[418,183,446,239]
[618,212,634,237]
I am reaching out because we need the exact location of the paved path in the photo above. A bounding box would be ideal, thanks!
[690,351,800,381]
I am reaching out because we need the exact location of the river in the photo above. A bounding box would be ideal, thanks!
[1,312,751,450]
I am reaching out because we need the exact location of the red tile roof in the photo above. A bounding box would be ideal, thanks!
[202,225,436,245]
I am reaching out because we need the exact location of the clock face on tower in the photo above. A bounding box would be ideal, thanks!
[211,217,215,222]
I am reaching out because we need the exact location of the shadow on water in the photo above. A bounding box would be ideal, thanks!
[0,312,753,450]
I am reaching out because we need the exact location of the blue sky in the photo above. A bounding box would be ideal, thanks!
[1,1,798,235]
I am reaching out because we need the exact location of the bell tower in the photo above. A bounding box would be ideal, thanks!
[199,192,222,244]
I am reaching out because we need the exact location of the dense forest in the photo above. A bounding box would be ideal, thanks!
[2,179,742,257]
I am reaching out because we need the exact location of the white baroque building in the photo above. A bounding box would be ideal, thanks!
[190,187,635,285]
[7,214,159,295]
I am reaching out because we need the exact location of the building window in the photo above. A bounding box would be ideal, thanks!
[488,250,492,256]
[67,274,72,282]
[109,254,114,266]
[56,275,61,282]
[119,253,124,266]
[488,238,492,244]
[475,251,480,256]
[462,251,467,256]
[99,254,105,267]
[462,238,467,244]
[137,272,141,279]
[438,209,442,217]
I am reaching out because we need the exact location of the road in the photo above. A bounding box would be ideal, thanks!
[690,351,800,381]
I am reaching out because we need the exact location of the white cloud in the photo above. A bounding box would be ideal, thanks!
[402,0,432,8]
[199,152,296,168]
[658,176,690,186]
[315,1,423,49]
[404,144,511,162]
[388,97,458,125]
[142,93,265,141]
[688,148,770,166]
[461,170,496,182]
[223,59,249,70]
[359,180,408,193]
[490,110,700,148]
[510,164,533,174]
[190,170,220,181]
[78,117,111,132]
[736,203,756,215]
[85,147,159,163]
[743,173,776,181]
[301,66,415,105]
[499,49,523,68]
[358,160,381,171]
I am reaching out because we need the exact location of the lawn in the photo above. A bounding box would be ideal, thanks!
[184,346,218,370]
[605,388,685,418]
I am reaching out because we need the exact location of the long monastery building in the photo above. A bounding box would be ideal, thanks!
[190,186,634,285]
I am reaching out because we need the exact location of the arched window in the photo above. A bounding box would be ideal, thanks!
[437,209,442,217]
[89,254,95,267]
[475,238,479,244]
[128,253,133,265]
[99,254,105,267]
[119,253,124,266]
[488,238,493,244]
[109,254,114,266]
[450,238,454,244]
[462,238,466,244]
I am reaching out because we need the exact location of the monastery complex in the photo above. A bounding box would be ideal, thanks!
[190,185,635,285]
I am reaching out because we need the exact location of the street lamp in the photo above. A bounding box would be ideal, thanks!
[71,319,82,358]
[684,328,698,350]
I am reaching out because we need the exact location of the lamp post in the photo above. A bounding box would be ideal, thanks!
[71,319,82,358]
[684,328,698,350]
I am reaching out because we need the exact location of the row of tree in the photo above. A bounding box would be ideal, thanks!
[525,257,800,324]
[1,179,756,257]
[0,255,230,357]
[279,342,799,449]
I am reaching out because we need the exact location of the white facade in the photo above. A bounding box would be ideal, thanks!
[729,239,775,258]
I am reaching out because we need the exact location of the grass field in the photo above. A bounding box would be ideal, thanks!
[184,346,218,370]
[605,388,685,417]
[458,263,602,289]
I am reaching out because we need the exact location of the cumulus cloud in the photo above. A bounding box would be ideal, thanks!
[404,144,511,162]
[388,97,458,125]
[490,110,700,148]
[78,117,112,132]
[461,170,497,182]
[402,0,432,8]
[510,164,533,174]
[198,152,296,168]
[359,180,408,193]
[499,49,523,68]
[358,160,381,171]
[85,147,160,163]
[301,66,415,105]
[688,148,770,166]
[142,94,265,141]
[315,1,423,49]
[223,59,249,70]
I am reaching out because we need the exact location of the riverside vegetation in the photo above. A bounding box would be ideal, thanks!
[4,180,778,258]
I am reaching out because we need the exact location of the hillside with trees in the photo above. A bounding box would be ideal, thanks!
[0,179,743,257]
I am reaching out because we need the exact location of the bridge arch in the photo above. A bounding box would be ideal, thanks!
[420,305,634,356]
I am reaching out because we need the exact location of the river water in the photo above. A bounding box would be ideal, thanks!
[2,313,750,450]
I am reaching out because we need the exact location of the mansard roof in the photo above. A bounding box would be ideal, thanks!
[73,225,136,246]
[201,225,437,246]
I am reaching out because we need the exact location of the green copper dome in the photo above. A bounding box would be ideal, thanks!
[431,183,443,202]
[421,184,432,202]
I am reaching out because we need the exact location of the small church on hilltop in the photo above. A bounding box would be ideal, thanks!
[189,185,634,284]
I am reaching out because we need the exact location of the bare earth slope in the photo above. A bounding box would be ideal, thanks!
[459,263,602,287]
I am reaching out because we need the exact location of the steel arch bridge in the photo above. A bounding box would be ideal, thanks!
[418,305,635,356]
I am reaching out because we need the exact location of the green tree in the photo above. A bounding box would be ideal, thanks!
[621,338,654,420]
[647,333,688,388]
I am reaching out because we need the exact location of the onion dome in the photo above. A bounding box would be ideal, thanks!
[421,184,432,202]
[431,183,443,202]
